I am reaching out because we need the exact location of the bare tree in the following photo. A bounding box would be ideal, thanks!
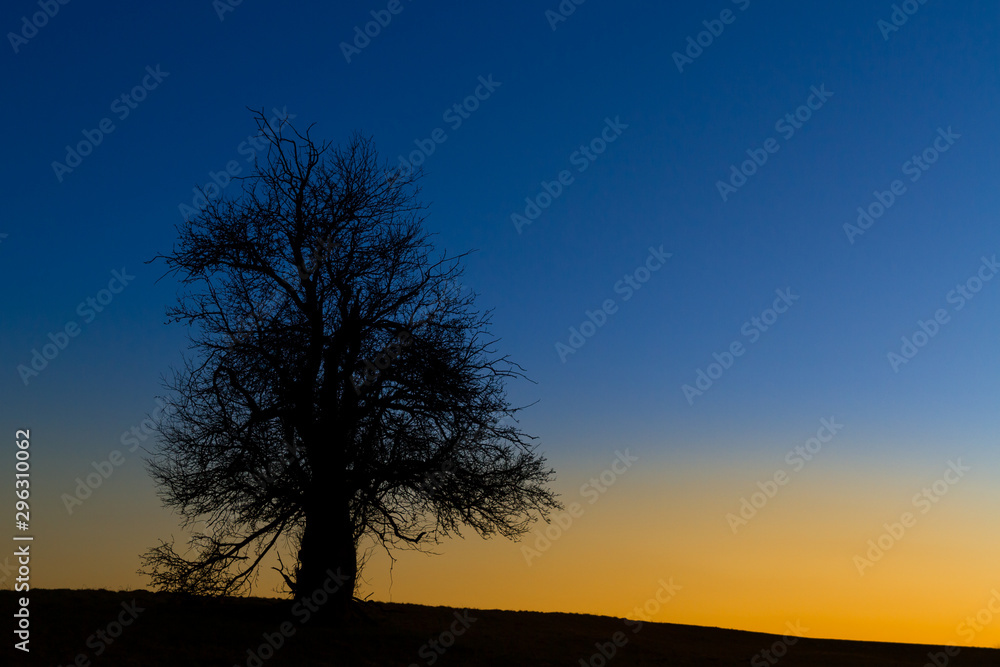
[139,110,561,616]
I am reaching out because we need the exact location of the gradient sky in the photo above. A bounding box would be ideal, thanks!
[2,0,1000,649]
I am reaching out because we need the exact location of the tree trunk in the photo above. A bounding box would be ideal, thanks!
[295,499,357,621]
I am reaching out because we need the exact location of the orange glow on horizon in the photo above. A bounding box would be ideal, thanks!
[24,451,1000,649]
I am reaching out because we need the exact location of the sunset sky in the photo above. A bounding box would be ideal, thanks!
[2,0,1000,649]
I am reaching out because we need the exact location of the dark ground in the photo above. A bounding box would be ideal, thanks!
[2,589,996,666]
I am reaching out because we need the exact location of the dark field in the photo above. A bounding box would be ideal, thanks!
[3,589,995,666]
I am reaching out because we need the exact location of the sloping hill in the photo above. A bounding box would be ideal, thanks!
[2,589,995,666]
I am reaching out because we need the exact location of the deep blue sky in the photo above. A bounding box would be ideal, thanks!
[2,1,1000,637]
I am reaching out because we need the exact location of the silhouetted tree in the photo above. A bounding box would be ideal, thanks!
[139,110,561,617]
